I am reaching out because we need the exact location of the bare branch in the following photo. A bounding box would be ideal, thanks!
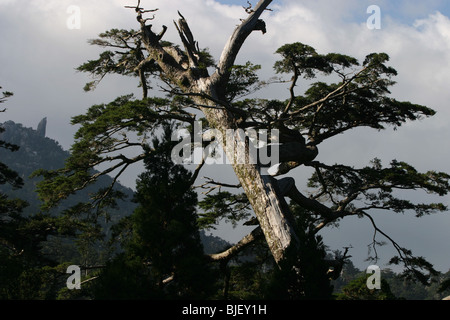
[188,155,206,187]
[212,0,272,88]
[285,66,370,122]
[162,273,175,285]
[243,1,254,14]
[325,246,352,280]
[91,161,131,209]
[358,210,426,275]
[279,61,299,117]
[174,11,200,69]
[196,176,241,195]
[80,276,99,285]
[312,164,338,205]
[243,1,273,14]
[208,227,263,262]
[124,0,158,14]
[73,153,146,196]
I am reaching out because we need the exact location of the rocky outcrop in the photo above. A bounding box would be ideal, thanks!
[36,117,47,137]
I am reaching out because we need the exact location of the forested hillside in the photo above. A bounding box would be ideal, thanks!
[0,120,136,218]
[0,119,234,299]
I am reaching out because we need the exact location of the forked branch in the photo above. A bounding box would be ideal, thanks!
[212,0,273,88]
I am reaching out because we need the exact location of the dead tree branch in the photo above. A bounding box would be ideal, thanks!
[196,177,241,195]
[211,0,273,90]
[208,227,263,262]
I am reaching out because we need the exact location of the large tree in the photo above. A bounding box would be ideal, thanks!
[36,0,450,295]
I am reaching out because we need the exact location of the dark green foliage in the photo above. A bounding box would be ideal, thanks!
[76,29,214,97]
[95,125,217,299]
[274,42,335,78]
[93,254,162,300]
[0,91,22,190]
[438,277,450,295]
[264,204,333,300]
[0,119,135,249]
[0,92,73,299]
[198,191,251,229]
[336,276,398,300]
[308,158,450,217]
[76,29,158,93]
[0,117,137,299]
[71,95,173,138]
[333,267,450,300]
[226,61,263,101]
[200,231,231,255]
[272,44,435,146]
[226,261,272,300]
[215,202,334,300]
[389,252,440,286]
[30,22,450,299]
[34,94,192,212]
[0,195,74,299]
[304,157,448,285]
[0,161,22,189]
[1,121,74,215]
[222,43,436,160]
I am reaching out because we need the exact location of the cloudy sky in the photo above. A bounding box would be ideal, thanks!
[1,0,450,272]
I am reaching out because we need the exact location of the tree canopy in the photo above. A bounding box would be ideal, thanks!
[33,0,450,298]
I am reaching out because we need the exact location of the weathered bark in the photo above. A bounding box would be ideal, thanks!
[193,0,304,265]
[135,0,311,266]
[193,80,301,265]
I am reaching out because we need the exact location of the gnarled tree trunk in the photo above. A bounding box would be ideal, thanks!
[134,0,315,267]
[193,77,301,265]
